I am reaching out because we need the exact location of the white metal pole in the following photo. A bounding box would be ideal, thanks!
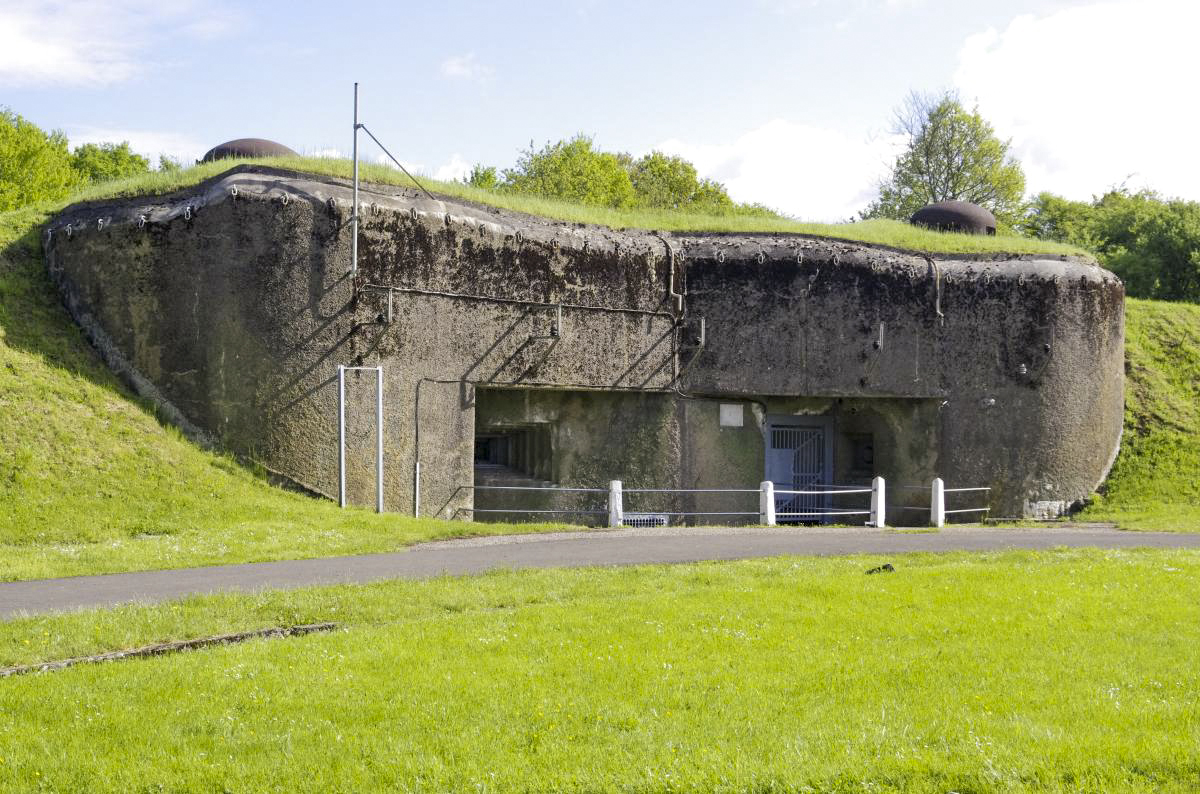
[375,366,384,513]
[337,365,346,508]
[351,81,359,278]
[931,477,945,528]
[759,481,776,526]
[870,476,886,528]
[608,480,623,528]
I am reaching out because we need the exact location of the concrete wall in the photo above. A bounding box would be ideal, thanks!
[46,165,1125,521]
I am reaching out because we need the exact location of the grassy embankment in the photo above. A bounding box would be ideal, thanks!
[0,158,1195,582]
[1082,299,1200,530]
[1,549,1198,791]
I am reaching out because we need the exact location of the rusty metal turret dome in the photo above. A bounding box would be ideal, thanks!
[200,138,298,163]
[910,200,997,235]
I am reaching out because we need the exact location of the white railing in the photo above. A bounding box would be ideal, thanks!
[897,478,991,527]
[462,478,887,528]
[759,477,886,529]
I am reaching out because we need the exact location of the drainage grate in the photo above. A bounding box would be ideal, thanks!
[622,513,669,528]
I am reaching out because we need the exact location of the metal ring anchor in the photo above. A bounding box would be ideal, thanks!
[279,192,290,206]
[716,250,725,263]
[230,185,239,198]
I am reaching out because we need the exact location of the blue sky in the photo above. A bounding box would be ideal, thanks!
[2,0,1195,220]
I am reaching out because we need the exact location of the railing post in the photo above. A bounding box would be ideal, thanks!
[931,477,945,528]
[759,481,776,526]
[870,476,886,528]
[608,480,623,528]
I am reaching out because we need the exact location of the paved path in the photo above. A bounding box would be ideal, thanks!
[3,526,1199,619]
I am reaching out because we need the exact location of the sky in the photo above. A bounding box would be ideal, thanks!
[2,0,1195,221]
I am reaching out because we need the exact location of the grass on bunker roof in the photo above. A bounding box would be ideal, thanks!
[63,155,1089,257]
[2,549,1199,791]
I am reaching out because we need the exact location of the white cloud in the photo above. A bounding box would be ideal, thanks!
[954,0,1200,201]
[657,120,904,222]
[66,126,207,164]
[440,53,495,83]
[0,0,238,88]
[433,154,472,183]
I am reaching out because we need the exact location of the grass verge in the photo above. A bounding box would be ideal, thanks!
[1,549,1198,791]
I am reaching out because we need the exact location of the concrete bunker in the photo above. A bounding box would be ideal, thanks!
[44,165,1126,524]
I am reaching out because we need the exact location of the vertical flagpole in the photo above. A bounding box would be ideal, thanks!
[351,82,359,278]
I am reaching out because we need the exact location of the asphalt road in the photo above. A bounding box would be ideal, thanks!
[3,525,1198,619]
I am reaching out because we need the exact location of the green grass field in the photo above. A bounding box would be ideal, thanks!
[2,549,1198,792]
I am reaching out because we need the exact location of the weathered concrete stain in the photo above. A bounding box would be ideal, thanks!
[45,165,1124,521]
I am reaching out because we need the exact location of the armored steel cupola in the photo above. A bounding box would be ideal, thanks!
[910,200,997,235]
[200,138,298,163]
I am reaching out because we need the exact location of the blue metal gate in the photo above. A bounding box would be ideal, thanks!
[766,419,832,522]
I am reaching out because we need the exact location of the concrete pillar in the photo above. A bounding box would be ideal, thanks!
[870,476,886,528]
[931,477,945,528]
[608,480,623,528]
[759,481,776,526]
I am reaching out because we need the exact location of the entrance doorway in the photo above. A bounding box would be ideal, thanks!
[766,416,833,523]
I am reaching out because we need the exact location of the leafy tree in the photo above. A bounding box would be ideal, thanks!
[70,141,151,184]
[465,163,498,190]
[473,136,781,217]
[157,154,184,173]
[1026,189,1200,302]
[501,135,636,208]
[0,108,77,211]
[628,151,735,214]
[864,91,1026,228]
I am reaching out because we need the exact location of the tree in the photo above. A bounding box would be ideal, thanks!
[864,91,1027,228]
[158,155,184,172]
[501,135,637,208]
[473,136,782,217]
[1027,188,1200,302]
[465,163,498,190]
[70,141,151,184]
[0,108,77,211]
[628,151,735,214]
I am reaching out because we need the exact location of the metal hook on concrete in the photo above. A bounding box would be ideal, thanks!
[796,250,804,264]
[138,215,147,229]
[279,192,290,206]
[184,206,193,221]
[409,207,418,220]
[444,213,452,226]
[230,185,239,198]
[756,251,766,265]
[716,250,725,263]
[65,224,72,239]
[97,218,105,231]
